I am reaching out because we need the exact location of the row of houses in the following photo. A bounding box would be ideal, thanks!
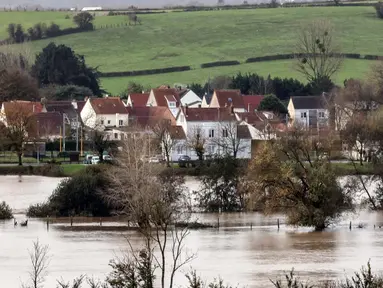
[0,87,333,161]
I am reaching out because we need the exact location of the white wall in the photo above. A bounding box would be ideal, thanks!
[80,100,97,128]
[293,108,329,127]
[181,90,202,107]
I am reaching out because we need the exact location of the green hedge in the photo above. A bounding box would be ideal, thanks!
[99,65,191,77]
[200,60,240,68]
[246,53,377,63]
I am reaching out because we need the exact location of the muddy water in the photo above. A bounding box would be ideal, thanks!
[1,176,383,288]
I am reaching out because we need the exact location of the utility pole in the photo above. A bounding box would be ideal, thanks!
[59,126,62,152]
[80,126,84,156]
[76,114,79,152]
[62,113,66,152]
[37,120,40,165]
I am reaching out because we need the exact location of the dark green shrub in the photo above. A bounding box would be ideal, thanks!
[0,201,13,220]
[200,60,240,68]
[375,2,383,19]
[26,202,52,218]
[99,66,191,77]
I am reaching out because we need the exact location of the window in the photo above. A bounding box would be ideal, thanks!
[209,129,215,138]
[222,129,228,138]
[114,133,118,139]
[318,111,325,118]
[208,145,215,154]
[119,120,123,126]
[101,120,104,125]
[106,135,110,140]
[301,112,307,118]
[168,101,176,108]
[107,120,111,125]
[177,145,183,155]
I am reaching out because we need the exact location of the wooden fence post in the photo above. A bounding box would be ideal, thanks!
[277,218,280,230]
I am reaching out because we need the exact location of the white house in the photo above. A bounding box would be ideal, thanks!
[287,95,330,128]
[170,106,252,161]
[147,88,181,118]
[80,97,129,130]
[81,6,102,11]
[179,90,202,107]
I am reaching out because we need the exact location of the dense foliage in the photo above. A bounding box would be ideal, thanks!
[375,2,383,19]
[32,43,101,96]
[196,156,244,212]
[0,201,13,220]
[27,165,111,217]
[258,94,288,114]
[39,84,94,100]
[73,12,95,30]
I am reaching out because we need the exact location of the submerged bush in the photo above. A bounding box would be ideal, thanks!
[0,201,13,220]
[27,165,111,217]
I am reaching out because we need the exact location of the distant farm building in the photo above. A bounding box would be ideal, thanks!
[81,7,102,11]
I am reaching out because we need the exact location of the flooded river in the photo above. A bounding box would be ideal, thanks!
[1,176,383,288]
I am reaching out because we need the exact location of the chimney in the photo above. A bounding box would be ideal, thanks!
[72,99,78,110]
[185,104,188,117]
[198,104,201,108]
[142,90,145,94]
[116,113,120,127]
[225,103,227,108]
[230,103,234,115]
[32,104,35,113]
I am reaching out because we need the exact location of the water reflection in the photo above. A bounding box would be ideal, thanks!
[1,176,383,288]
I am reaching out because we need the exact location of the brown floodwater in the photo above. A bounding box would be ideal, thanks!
[1,176,383,288]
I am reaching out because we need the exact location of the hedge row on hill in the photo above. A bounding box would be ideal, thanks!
[99,65,191,77]
[245,53,379,63]
[200,60,240,69]
[97,53,382,79]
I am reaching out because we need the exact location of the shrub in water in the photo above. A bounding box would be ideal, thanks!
[0,201,13,220]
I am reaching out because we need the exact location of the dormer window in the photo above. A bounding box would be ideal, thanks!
[168,101,176,108]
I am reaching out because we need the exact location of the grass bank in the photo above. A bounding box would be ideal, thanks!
[0,164,85,177]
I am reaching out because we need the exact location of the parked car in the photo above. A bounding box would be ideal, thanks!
[91,156,100,165]
[149,155,165,163]
[178,155,191,168]
[84,155,94,164]
[103,155,113,161]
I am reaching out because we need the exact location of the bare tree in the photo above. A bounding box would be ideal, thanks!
[187,126,207,161]
[295,19,342,88]
[23,239,50,288]
[151,120,177,167]
[106,135,195,288]
[1,102,37,165]
[211,120,245,159]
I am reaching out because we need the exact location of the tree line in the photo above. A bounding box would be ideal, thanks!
[5,12,95,44]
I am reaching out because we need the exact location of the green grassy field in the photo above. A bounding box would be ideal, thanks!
[14,7,382,72]
[2,6,382,91]
[101,59,375,94]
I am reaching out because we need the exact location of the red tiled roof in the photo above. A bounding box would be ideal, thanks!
[242,95,264,112]
[89,97,127,115]
[128,93,150,107]
[169,126,186,139]
[3,101,43,115]
[127,106,176,128]
[214,90,245,109]
[152,88,181,107]
[164,95,177,102]
[182,107,236,122]
[237,111,267,125]
[76,101,86,112]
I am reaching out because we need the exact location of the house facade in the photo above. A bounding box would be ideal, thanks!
[81,97,129,130]
[287,95,330,128]
[179,90,202,107]
[171,107,252,161]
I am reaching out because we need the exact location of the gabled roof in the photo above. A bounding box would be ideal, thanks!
[202,93,213,106]
[237,125,252,139]
[214,90,245,109]
[89,97,127,115]
[236,111,267,125]
[128,93,150,107]
[2,101,43,116]
[290,95,328,110]
[75,101,86,112]
[242,95,264,111]
[126,106,176,128]
[151,88,181,107]
[181,107,236,122]
[45,101,78,119]
[169,126,186,139]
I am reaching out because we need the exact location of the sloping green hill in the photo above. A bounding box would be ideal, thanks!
[3,6,381,92]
